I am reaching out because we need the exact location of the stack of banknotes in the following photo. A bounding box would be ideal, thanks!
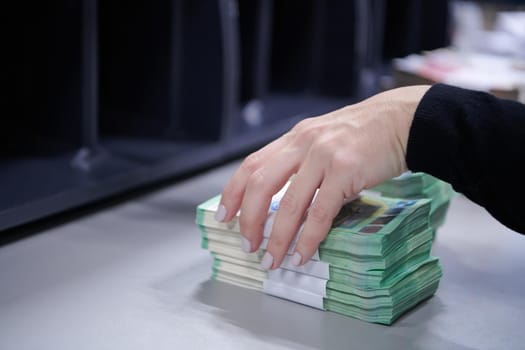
[371,172,454,234]
[196,180,445,325]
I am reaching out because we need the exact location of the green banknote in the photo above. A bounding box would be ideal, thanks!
[196,185,444,325]
[209,248,442,325]
[201,228,433,280]
[370,171,455,233]
[197,194,432,257]
[371,172,442,197]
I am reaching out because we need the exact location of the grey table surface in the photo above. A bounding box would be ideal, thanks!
[1,161,524,350]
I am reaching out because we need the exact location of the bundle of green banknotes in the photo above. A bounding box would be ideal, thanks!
[371,172,455,236]
[195,172,454,325]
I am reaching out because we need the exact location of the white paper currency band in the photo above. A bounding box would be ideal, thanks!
[267,269,327,297]
[263,280,325,310]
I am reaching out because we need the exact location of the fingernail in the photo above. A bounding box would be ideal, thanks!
[215,204,227,222]
[291,252,302,266]
[261,252,274,270]
[241,236,251,253]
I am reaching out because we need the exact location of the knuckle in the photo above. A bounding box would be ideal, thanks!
[241,152,261,174]
[248,169,266,189]
[308,205,330,225]
[292,118,321,145]
[311,138,335,159]
[292,118,311,132]
[331,151,354,171]
[279,192,298,215]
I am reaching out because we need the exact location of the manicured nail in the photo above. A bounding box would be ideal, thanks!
[261,252,274,270]
[241,236,251,253]
[215,204,227,222]
[291,252,302,266]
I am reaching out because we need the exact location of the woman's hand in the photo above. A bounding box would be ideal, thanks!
[215,85,430,269]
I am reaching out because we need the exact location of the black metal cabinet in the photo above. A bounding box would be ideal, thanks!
[2,0,427,231]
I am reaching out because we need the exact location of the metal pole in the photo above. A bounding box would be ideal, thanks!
[82,0,98,150]
[73,0,100,171]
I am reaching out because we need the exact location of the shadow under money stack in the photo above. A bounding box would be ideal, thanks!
[195,187,442,325]
[371,172,455,236]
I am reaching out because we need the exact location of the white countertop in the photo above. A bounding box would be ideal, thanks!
[1,161,524,350]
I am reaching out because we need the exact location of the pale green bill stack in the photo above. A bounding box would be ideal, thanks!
[371,172,455,235]
[195,182,445,325]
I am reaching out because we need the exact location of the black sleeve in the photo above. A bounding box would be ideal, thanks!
[406,83,525,234]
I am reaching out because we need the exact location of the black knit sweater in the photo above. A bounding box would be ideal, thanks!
[407,84,525,234]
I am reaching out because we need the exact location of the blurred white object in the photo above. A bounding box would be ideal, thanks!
[450,2,525,58]
[492,11,525,57]
[449,1,484,52]
[393,48,525,103]
[496,12,525,41]
[242,99,264,127]
[395,2,525,103]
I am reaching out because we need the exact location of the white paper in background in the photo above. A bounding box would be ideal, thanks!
[263,280,325,310]
[267,268,327,297]
[495,12,525,40]
[394,49,525,98]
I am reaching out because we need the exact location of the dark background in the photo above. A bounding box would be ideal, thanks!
[1,0,453,232]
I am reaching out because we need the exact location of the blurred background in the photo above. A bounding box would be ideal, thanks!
[2,0,524,232]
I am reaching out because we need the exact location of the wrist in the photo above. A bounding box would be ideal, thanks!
[385,85,431,163]
[361,85,431,175]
